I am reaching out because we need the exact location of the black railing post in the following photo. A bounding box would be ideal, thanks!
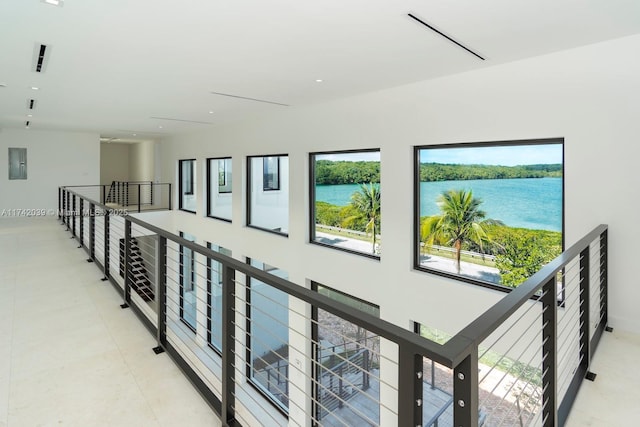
[453,350,479,427]
[58,187,62,220]
[103,211,110,280]
[79,198,84,247]
[72,194,77,237]
[150,182,154,205]
[126,182,130,206]
[398,346,424,427]
[89,202,95,261]
[138,183,142,213]
[541,276,558,427]
[65,190,70,230]
[102,185,106,204]
[600,230,608,329]
[221,264,236,426]
[168,183,172,210]
[579,246,590,369]
[123,218,132,307]
[155,235,167,351]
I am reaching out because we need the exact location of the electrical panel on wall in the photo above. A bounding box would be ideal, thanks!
[8,148,27,180]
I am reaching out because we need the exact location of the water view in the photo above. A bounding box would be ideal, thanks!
[316,177,562,232]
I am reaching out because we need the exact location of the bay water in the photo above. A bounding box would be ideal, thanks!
[315,177,562,231]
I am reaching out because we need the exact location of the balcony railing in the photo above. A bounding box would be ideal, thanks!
[58,186,608,427]
[61,181,172,213]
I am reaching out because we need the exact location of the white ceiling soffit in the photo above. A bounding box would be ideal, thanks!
[1,0,640,141]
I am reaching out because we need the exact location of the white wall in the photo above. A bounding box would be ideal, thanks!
[0,128,99,211]
[156,34,640,335]
[129,140,155,182]
[100,142,130,185]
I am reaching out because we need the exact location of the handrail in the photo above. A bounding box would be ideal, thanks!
[58,185,609,427]
[445,224,608,365]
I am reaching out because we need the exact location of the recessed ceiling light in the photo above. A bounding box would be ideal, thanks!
[208,111,214,114]
[42,0,64,6]
[31,86,39,90]
[132,133,137,136]
[158,126,163,129]
[27,114,33,117]
[315,79,323,83]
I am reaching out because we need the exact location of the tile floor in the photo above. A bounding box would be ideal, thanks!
[1,216,638,427]
[0,217,220,427]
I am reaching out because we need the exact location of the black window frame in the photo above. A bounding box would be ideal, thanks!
[179,231,197,333]
[310,281,380,425]
[262,156,280,191]
[245,258,290,417]
[246,154,289,237]
[206,241,231,354]
[178,159,196,213]
[309,148,381,260]
[413,138,565,294]
[206,157,233,222]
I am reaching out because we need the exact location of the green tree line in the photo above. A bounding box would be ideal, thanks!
[315,160,380,185]
[420,163,562,182]
[314,160,561,185]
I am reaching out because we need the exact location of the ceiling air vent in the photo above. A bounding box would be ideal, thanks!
[32,43,51,73]
[407,13,485,61]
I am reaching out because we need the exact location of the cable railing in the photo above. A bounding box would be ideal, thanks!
[60,182,172,213]
[59,186,609,427]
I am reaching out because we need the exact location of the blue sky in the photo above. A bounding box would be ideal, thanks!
[420,144,563,166]
[316,151,380,162]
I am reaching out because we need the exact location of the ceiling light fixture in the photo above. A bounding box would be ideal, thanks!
[132,133,137,136]
[27,114,33,117]
[209,111,214,114]
[315,79,323,83]
[158,126,163,129]
[42,0,64,6]
[31,87,39,90]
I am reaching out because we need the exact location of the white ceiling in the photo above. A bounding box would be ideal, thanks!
[1,0,640,142]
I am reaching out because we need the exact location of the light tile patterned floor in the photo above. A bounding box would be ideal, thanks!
[0,217,220,427]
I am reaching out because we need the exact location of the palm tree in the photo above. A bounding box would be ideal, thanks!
[421,189,499,273]
[342,183,381,254]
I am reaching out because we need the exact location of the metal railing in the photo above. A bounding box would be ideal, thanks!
[58,186,609,427]
[60,182,172,213]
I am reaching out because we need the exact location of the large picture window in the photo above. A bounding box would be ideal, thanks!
[207,157,232,221]
[179,159,196,213]
[179,231,197,331]
[246,260,290,412]
[247,154,289,235]
[415,139,564,290]
[310,149,380,257]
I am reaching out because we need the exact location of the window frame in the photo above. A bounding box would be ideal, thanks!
[179,231,197,332]
[246,154,289,236]
[310,281,380,425]
[206,241,231,354]
[206,157,233,222]
[413,138,565,293]
[245,258,290,417]
[262,156,280,191]
[178,159,196,213]
[309,148,381,260]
